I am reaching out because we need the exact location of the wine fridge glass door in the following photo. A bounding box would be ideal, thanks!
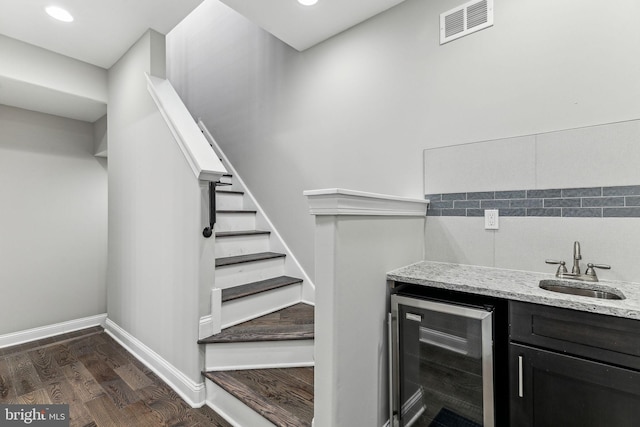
[391,295,494,427]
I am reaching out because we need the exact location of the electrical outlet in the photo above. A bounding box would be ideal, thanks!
[485,209,499,230]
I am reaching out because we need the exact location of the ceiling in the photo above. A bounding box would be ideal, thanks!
[220,0,408,51]
[0,0,407,121]
[0,0,205,69]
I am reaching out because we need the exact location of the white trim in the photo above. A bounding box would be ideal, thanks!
[204,339,314,371]
[205,379,276,427]
[304,188,429,216]
[146,75,227,182]
[104,318,205,407]
[0,314,106,349]
[198,120,315,298]
[199,314,214,340]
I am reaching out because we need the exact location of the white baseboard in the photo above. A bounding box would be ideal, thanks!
[0,313,107,349]
[105,318,206,408]
[205,378,276,427]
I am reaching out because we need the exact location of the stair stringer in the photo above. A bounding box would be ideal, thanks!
[198,120,315,305]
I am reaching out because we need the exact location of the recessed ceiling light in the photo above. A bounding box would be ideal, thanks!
[45,6,74,22]
[298,0,318,6]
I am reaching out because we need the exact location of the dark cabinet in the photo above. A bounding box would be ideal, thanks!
[509,301,640,427]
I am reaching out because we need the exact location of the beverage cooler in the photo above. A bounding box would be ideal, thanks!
[389,293,496,427]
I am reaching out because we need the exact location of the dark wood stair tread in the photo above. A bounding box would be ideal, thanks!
[216,189,244,195]
[216,209,256,214]
[222,276,302,302]
[204,368,313,427]
[198,303,314,344]
[215,230,270,238]
[216,252,285,267]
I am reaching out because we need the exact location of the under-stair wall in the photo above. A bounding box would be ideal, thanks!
[106,29,226,407]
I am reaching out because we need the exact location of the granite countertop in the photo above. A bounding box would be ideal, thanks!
[387,261,640,320]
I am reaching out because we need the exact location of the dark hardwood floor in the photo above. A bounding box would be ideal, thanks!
[0,327,232,427]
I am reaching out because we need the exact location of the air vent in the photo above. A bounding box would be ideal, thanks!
[440,0,493,45]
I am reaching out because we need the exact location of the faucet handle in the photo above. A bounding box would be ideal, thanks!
[585,263,611,277]
[546,260,568,275]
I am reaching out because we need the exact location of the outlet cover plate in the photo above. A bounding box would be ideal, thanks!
[485,209,499,229]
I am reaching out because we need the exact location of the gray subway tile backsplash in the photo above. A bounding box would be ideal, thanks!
[495,190,526,199]
[454,200,481,209]
[527,208,561,217]
[467,191,495,200]
[442,193,467,201]
[562,187,602,197]
[500,208,526,217]
[427,185,640,218]
[510,198,543,208]
[626,196,640,206]
[441,208,467,216]
[562,208,602,218]
[603,185,640,196]
[481,199,510,209]
[603,207,640,217]
[430,200,453,209]
[544,198,581,208]
[527,189,562,198]
[581,197,625,207]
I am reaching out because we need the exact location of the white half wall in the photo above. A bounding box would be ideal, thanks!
[306,190,426,427]
[167,0,640,283]
[107,29,208,402]
[0,105,108,335]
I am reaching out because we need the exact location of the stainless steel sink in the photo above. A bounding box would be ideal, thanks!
[539,279,625,300]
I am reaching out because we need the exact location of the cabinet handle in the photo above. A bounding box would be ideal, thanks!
[518,355,524,398]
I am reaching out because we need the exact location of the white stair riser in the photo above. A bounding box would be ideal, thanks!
[205,379,276,427]
[216,192,244,210]
[222,284,303,329]
[215,258,285,289]
[205,340,314,371]
[215,212,256,232]
[215,234,270,258]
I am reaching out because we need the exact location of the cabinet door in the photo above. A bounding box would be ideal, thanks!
[510,343,640,427]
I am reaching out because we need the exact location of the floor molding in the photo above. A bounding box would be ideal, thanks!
[104,318,206,408]
[0,313,107,349]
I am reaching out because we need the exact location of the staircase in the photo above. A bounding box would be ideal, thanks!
[198,126,315,427]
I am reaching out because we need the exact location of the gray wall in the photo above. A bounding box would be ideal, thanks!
[167,0,640,282]
[107,30,204,392]
[0,105,107,335]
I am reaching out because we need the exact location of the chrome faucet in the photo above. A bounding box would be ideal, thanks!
[546,241,611,282]
[572,241,582,275]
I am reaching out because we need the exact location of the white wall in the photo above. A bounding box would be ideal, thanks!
[0,105,107,335]
[167,0,640,282]
[107,29,206,403]
[313,215,424,427]
[0,34,108,122]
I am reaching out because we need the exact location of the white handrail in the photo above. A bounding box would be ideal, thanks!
[146,74,226,182]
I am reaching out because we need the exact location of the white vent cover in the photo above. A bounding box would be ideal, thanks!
[440,0,493,44]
